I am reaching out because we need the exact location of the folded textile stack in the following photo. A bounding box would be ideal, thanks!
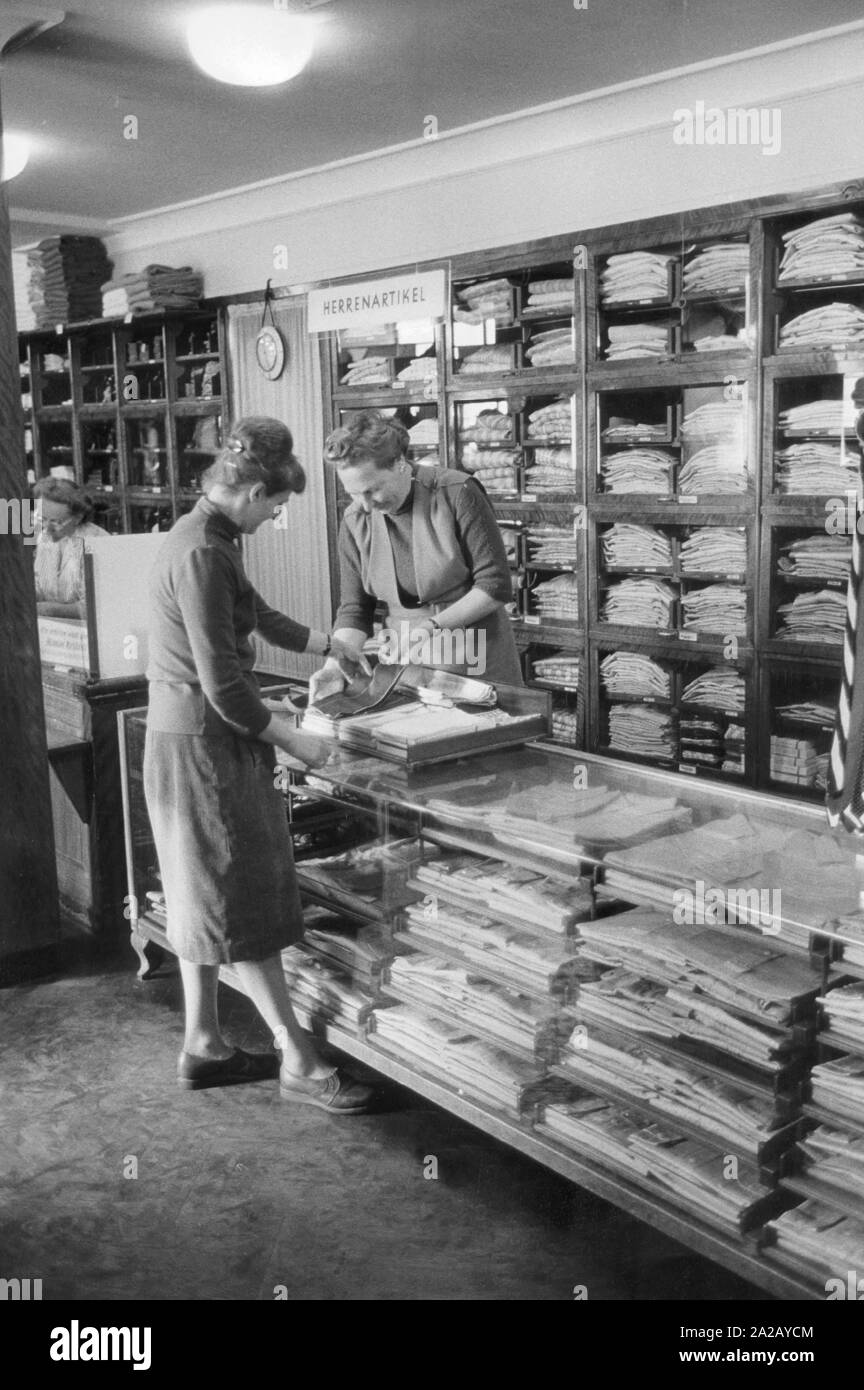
[551,707,580,743]
[723,722,746,774]
[407,417,439,447]
[340,355,391,386]
[396,356,437,383]
[601,251,675,303]
[371,1004,555,1112]
[297,837,429,911]
[765,1200,864,1283]
[770,735,822,786]
[540,1096,769,1231]
[533,653,581,687]
[602,577,676,628]
[778,212,864,284]
[527,398,573,441]
[683,242,749,294]
[526,277,574,312]
[456,343,515,374]
[12,250,35,331]
[601,523,672,570]
[281,943,377,1028]
[531,573,580,621]
[386,954,563,1056]
[821,982,864,1052]
[605,323,669,360]
[301,911,392,991]
[400,901,585,995]
[679,715,725,769]
[797,1126,864,1206]
[681,669,746,714]
[810,1054,864,1127]
[461,448,519,493]
[101,263,202,317]
[327,703,527,754]
[778,398,858,435]
[602,418,669,443]
[608,705,676,759]
[460,410,513,443]
[680,527,747,575]
[681,400,745,440]
[28,236,113,326]
[777,534,851,581]
[600,652,671,700]
[692,333,744,352]
[681,583,747,635]
[678,446,748,494]
[412,851,593,934]
[601,449,674,494]
[524,447,575,492]
[774,442,859,494]
[775,588,845,643]
[779,301,864,349]
[454,277,514,325]
[526,526,579,567]
[525,327,574,366]
[776,700,835,727]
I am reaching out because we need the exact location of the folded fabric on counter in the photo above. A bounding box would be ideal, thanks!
[602,523,672,570]
[412,852,593,933]
[682,242,749,294]
[775,589,846,643]
[765,1199,864,1280]
[601,449,674,494]
[780,301,864,349]
[386,953,562,1054]
[601,251,675,303]
[488,786,690,854]
[810,1053,864,1126]
[797,1124,864,1204]
[600,652,672,700]
[281,943,377,1026]
[778,212,864,284]
[602,577,676,627]
[821,982,864,1050]
[400,902,586,994]
[679,527,747,575]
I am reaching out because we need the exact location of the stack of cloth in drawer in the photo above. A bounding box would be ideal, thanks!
[488,782,690,854]
[412,851,593,935]
[527,397,573,440]
[682,242,749,294]
[601,523,672,570]
[775,589,845,643]
[601,251,675,303]
[28,236,113,326]
[525,326,574,366]
[101,263,202,316]
[778,212,864,283]
[777,534,851,582]
[300,907,392,992]
[530,573,580,621]
[453,277,514,325]
[281,943,377,1030]
[605,323,669,360]
[679,527,747,575]
[774,441,860,494]
[780,302,864,349]
[524,447,575,492]
[809,1055,864,1128]
[680,583,747,635]
[602,577,675,628]
[600,652,671,700]
[525,278,573,312]
[820,982,864,1053]
[794,1127,864,1209]
[607,705,676,759]
[601,449,674,494]
[681,668,746,714]
[765,1201,864,1285]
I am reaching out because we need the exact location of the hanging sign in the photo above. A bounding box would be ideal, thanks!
[308,269,447,332]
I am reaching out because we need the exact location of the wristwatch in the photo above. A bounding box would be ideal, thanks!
[322,635,332,656]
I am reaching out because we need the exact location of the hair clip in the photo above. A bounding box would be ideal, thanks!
[226,438,245,455]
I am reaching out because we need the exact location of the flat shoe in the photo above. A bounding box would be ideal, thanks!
[279,1066,374,1114]
[177,1048,279,1090]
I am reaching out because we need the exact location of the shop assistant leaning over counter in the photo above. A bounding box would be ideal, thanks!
[32,476,110,618]
[144,416,374,1112]
[309,410,523,703]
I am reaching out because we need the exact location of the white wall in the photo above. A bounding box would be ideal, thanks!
[102,22,864,293]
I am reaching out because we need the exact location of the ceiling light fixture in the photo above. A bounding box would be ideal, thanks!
[186,4,316,87]
[1,133,31,182]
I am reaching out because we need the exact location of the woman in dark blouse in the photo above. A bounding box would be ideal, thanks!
[144,416,373,1112]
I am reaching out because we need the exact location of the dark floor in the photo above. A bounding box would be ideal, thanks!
[0,934,772,1302]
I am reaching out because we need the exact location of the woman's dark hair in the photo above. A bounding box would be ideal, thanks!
[203,417,306,497]
[323,410,409,470]
[32,475,94,522]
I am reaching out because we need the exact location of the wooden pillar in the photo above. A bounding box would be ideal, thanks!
[0,6,65,981]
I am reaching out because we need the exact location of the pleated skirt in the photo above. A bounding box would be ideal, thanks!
[143,727,303,964]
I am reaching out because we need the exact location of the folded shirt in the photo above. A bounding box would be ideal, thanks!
[601,251,675,303]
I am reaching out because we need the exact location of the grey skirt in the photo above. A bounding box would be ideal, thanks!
[143,727,303,965]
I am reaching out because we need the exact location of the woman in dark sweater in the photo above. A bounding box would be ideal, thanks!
[144,416,373,1112]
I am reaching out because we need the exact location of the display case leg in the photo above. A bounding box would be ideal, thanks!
[130,927,167,981]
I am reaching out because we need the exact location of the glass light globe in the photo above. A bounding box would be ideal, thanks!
[1,133,30,181]
[186,5,315,87]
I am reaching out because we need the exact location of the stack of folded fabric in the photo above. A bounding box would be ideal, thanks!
[681,400,745,440]
[601,251,675,303]
[821,982,864,1052]
[12,250,35,331]
[776,699,836,727]
[281,943,377,1030]
[551,706,580,743]
[296,837,428,911]
[456,343,515,374]
[680,584,747,635]
[407,417,439,448]
[396,356,437,383]
[777,534,851,582]
[770,734,821,786]
[601,449,675,494]
[778,212,864,284]
[461,448,519,493]
[602,578,676,628]
[601,523,672,570]
[530,573,580,621]
[524,447,575,492]
[602,418,669,444]
[678,716,725,769]
[608,705,677,759]
[527,398,573,441]
[722,722,746,774]
[600,652,671,700]
[774,441,859,494]
[681,669,746,714]
[691,332,744,352]
[526,526,579,567]
[340,355,391,386]
[28,236,113,325]
[101,263,202,316]
[796,1126,864,1207]
[411,852,594,935]
[775,589,845,642]
[525,278,574,312]
[779,398,858,435]
[454,277,514,325]
[680,527,747,575]
[780,302,864,349]
[682,242,749,294]
[765,1200,864,1284]
[532,654,581,687]
[525,327,574,366]
[400,902,585,996]
[810,1054,864,1128]
[460,410,513,442]
[679,447,747,494]
[605,323,669,360]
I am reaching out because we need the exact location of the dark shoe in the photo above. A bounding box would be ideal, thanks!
[279,1066,375,1114]
[177,1048,279,1091]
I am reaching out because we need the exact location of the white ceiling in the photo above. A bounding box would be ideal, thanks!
[2,0,862,247]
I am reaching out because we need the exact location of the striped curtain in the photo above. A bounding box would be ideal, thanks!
[826,410,864,832]
[227,298,332,679]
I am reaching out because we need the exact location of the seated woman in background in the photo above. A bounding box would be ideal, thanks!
[32,477,110,619]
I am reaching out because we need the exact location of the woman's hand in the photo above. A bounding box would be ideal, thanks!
[329,636,372,679]
[286,729,331,768]
[309,659,348,706]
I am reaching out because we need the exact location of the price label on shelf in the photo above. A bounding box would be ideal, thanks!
[151,486,163,494]
[523,615,541,626]
[679,632,698,642]
[421,895,438,923]
[124,313,134,324]
[55,324,64,335]
[103,485,113,493]
[521,493,537,502]
[678,764,697,776]
[678,495,698,504]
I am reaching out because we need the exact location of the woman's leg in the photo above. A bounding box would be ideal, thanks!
[232,954,333,1079]
[178,960,234,1060]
